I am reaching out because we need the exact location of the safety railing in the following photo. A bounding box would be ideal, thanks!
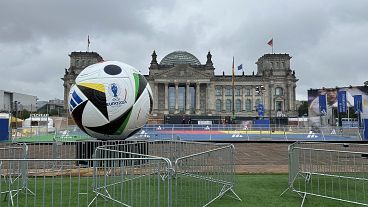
[0,140,241,207]
[281,142,368,206]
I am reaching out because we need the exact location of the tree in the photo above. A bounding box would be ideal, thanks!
[49,109,59,116]
[20,109,30,120]
[364,81,368,86]
[298,101,308,117]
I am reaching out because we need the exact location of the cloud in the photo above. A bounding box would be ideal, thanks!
[0,0,367,102]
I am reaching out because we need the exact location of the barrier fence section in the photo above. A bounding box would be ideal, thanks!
[93,141,241,207]
[281,142,368,206]
[0,140,240,207]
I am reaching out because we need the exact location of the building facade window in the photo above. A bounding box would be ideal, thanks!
[235,87,241,96]
[190,87,195,113]
[168,86,175,113]
[178,87,185,113]
[215,86,222,96]
[275,101,283,112]
[225,87,232,96]
[244,88,252,96]
[215,99,222,112]
[235,99,241,112]
[245,99,252,112]
[226,99,232,112]
[275,87,284,96]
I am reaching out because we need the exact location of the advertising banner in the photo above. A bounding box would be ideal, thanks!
[257,104,264,117]
[337,91,347,113]
[354,95,363,113]
[308,86,368,127]
[364,119,368,140]
[319,95,327,115]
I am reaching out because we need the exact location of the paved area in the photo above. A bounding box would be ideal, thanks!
[233,142,290,173]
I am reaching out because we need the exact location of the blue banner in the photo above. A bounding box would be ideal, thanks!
[257,104,264,117]
[354,95,363,113]
[318,95,327,115]
[337,91,347,113]
[254,119,270,129]
[364,119,368,140]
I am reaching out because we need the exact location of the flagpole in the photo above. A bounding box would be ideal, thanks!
[272,38,274,53]
[268,38,274,54]
[87,35,90,52]
[232,56,235,121]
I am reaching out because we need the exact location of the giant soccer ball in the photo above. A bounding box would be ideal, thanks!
[68,61,153,140]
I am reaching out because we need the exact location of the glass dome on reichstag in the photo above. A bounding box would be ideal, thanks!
[160,51,201,65]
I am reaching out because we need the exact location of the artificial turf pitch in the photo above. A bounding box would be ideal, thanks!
[1,174,361,207]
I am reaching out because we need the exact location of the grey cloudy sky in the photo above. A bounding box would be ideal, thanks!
[1,0,367,101]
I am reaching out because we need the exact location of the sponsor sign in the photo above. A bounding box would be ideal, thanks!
[257,104,264,117]
[198,120,212,125]
[30,114,49,118]
[319,95,327,115]
[354,95,363,113]
[338,91,347,113]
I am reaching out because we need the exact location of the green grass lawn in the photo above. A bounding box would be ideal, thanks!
[215,174,363,207]
[1,174,363,207]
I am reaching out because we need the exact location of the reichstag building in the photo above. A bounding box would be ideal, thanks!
[62,51,298,124]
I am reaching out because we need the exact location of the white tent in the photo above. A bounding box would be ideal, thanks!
[23,116,55,133]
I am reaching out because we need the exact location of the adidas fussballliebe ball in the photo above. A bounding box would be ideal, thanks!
[68,61,153,140]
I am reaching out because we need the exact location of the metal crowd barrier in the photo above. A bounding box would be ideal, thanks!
[0,140,240,207]
[281,142,368,206]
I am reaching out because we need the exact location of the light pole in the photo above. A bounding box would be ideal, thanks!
[13,101,21,137]
[14,101,18,129]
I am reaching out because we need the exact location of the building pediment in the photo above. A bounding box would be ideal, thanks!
[154,65,212,80]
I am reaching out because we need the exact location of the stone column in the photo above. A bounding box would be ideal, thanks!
[286,83,291,111]
[241,86,245,112]
[175,82,179,114]
[196,82,200,114]
[292,84,296,111]
[154,83,159,112]
[185,82,190,114]
[268,83,274,118]
[252,86,256,112]
[222,86,225,112]
[63,82,68,109]
[164,83,168,114]
[206,83,210,114]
